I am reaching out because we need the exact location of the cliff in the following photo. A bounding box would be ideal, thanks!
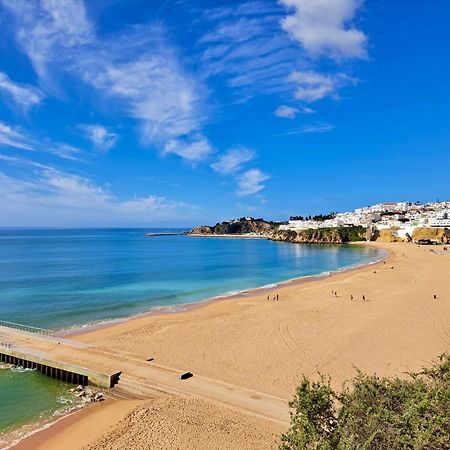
[373,229,405,243]
[267,226,367,244]
[188,218,276,236]
[411,227,450,244]
[189,219,367,244]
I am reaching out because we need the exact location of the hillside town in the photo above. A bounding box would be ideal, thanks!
[280,201,450,239]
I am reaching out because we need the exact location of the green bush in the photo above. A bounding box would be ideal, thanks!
[280,354,450,450]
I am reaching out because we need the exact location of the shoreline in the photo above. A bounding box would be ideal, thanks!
[1,243,387,448]
[1,399,87,450]
[4,241,450,449]
[59,242,387,338]
[187,232,267,239]
[9,400,143,450]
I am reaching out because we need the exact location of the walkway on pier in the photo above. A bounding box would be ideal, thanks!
[0,325,289,425]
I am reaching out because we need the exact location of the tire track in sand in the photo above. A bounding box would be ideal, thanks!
[418,296,450,346]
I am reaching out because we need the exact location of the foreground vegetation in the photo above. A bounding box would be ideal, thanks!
[281,354,450,449]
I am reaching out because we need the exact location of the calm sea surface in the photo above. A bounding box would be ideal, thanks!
[0,228,383,329]
[0,228,384,440]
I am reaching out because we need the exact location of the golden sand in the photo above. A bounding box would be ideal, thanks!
[10,242,450,449]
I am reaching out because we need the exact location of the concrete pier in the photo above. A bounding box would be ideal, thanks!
[0,346,121,388]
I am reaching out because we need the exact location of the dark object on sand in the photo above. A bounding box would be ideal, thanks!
[179,371,193,380]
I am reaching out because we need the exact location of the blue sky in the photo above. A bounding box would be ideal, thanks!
[0,0,449,227]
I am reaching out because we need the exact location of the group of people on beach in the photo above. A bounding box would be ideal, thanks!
[332,290,366,301]
[267,294,279,301]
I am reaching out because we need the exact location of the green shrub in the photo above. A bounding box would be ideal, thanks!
[280,354,450,450]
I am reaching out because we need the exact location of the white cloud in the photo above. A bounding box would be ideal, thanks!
[0,72,44,109]
[211,146,254,174]
[3,3,207,161]
[274,105,299,119]
[0,121,87,162]
[199,4,300,100]
[84,49,205,146]
[300,106,315,114]
[287,71,356,103]
[78,124,118,151]
[1,0,93,90]
[274,105,315,119]
[163,137,213,161]
[0,122,34,150]
[237,168,270,196]
[50,143,84,162]
[296,122,334,133]
[280,0,367,60]
[288,71,335,102]
[0,160,199,226]
[272,122,334,135]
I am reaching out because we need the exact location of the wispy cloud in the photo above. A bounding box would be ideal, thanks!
[82,40,206,147]
[274,105,316,119]
[0,72,44,110]
[78,124,118,151]
[163,137,213,162]
[198,3,299,100]
[49,143,85,162]
[3,2,208,161]
[0,121,87,162]
[280,0,368,61]
[288,71,357,102]
[211,146,255,174]
[0,122,34,150]
[197,0,367,114]
[272,122,334,136]
[0,159,200,226]
[237,168,270,196]
[1,0,94,92]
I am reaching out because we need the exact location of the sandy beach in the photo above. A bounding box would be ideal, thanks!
[7,241,450,449]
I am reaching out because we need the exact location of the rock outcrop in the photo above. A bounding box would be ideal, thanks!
[373,229,404,243]
[189,218,277,236]
[189,219,367,244]
[70,385,105,403]
[411,227,450,244]
[267,226,367,244]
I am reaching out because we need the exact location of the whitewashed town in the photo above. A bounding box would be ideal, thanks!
[280,201,450,239]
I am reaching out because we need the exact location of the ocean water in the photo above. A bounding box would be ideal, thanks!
[0,228,384,442]
[0,366,77,446]
[0,228,383,329]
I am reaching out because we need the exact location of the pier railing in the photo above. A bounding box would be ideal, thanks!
[0,320,54,337]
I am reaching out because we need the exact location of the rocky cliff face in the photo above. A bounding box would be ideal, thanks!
[411,227,450,244]
[189,219,367,244]
[189,218,276,235]
[267,227,367,244]
[373,229,405,243]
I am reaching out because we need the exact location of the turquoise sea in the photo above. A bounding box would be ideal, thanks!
[0,228,384,442]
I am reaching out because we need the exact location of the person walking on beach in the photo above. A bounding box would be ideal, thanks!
[335,291,338,298]
[331,290,334,297]
[362,294,366,301]
[350,294,353,301]
[276,294,279,301]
